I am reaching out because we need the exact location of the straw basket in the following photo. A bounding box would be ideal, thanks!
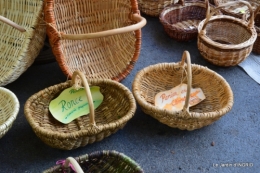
[138,0,179,17]
[0,87,19,139]
[197,1,257,66]
[132,51,233,131]
[159,0,213,41]
[24,71,136,150]
[253,6,260,54]
[44,0,146,82]
[0,0,46,86]
[43,150,144,173]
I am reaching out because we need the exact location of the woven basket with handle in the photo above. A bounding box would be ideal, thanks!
[24,71,136,150]
[0,0,45,86]
[132,51,233,131]
[43,150,144,173]
[0,87,19,139]
[44,0,146,82]
[197,0,257,66]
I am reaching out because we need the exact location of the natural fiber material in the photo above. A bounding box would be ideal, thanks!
[0,87,19,139]
[197,1,257,66]
[132,51,233,131]
[24,71,136,150]
[43,150,144,173]
[0,0,45,86]
[253,6,260,54]
[44,0,146,82]
[160,0,212,41]
[138,0,178,16]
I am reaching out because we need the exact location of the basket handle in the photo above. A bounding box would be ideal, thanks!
[0,15,26,32]
[60,13,146,40]
[72,70,96,126]
[177,0,211,16]
[64,157,84,173]
[199,0,255,35]
[179,51,192,112]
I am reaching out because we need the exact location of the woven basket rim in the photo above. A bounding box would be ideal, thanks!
[198,15,257,49]
[132,62,234,120]
[24,78,136,138]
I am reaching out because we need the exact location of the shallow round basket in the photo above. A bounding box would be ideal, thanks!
[24,71,136,150]
[0,87,19,139]
[160,0,213,41]
[197,1,257,66]
[253,6,260,54]
[43,150,144,173]
[44,0,146,82]
[132,51,233,131]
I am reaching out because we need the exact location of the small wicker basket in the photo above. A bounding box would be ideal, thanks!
[159,0,212,41]
[0,87,19,139]
[24,71,136,150]
[132,51,233,131]
[44,0,146,82]
[253,6,260,54]
[197,0,257,66]
[43,150,144,173]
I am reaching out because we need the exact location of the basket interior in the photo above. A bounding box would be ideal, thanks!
[136,64,231,114]
[0,90,17,125]
[51,0,139,80]
[204,18,252,45]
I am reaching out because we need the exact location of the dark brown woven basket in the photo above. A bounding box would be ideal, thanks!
[43,150,144,173]
[159,0,213,41]
[253,6,260,54]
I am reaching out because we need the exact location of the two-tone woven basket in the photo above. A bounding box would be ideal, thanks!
[0,0,45,86]
[0,87,19,139]
[24,71,136,150]
[43,150,144,173]
[44,0,146,82]
[197,0,257,66]
[132,51,233,131]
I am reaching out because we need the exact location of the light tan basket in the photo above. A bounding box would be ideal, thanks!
[197,0,257,66]
[0,0,46,86]
[132,51,233,131]
[0,87,19,139]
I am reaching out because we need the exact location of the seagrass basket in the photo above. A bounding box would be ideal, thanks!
[0,0,46,86]
[132,51,233,131]
[253,6,260,54]
[0,87,19,139]
[159,0,213,41]
[43,150,144,173]
[197,0,257,66]
[44,0,146,82]
[24,71,136,150]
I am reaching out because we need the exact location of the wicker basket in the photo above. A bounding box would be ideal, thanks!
[253,6,260,54]
[197,1,257,66]
[138,0,179,16]
[159,0,213,41]
[0,87,19,139]
[24,71,136,150]
[0,0,46,86]
[132,51,233,131]
[44,0,146,82]
[43,150,144,173]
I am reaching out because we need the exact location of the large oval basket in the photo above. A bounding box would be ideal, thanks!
[132,51,233,131]
[24,71,136,150]
[44,0,146,81]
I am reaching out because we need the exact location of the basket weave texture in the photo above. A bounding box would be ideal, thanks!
[132,51,233,131]
[160,0,213,41]
[197,1,257,66]
[0,87,19,139]
[44,0,146,82]
[253,6,260,54]
[24,71,136,150]
[43,150,144,173]
[0,0,45,86]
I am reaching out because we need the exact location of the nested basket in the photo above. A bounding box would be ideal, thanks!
[253,6,260,54]
[132,51,233,131]
[43,150,144,173]
[0,87,19,139]
[159,0,213,41]
[24,71,136,150]
[44,0,146,82]
[197,1,257,66]
[0,0,46,86]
